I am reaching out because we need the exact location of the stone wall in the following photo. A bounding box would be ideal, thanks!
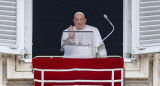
[0,54,159,86]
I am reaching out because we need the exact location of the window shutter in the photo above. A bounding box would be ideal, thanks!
[132,0,160,54]
[0,0,25,55]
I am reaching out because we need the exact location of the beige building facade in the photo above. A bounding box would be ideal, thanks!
[0,0,160,86]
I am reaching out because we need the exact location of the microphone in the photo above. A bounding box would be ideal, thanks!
[95,14,115,58]
[102,14,114,42]
[103,14,112,25]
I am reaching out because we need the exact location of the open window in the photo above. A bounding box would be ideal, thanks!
[0,0,32,60]
[124,0,160,62]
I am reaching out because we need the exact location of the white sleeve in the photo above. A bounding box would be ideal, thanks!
[93,28,107,56]
[98,44,107,56]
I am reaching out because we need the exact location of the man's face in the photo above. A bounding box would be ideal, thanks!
[73,14,86,30]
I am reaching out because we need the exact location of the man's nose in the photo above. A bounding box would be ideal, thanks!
[78,20,81,24]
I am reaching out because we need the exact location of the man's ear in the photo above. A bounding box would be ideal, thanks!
[85,18,87,23]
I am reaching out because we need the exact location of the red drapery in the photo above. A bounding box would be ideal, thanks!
[33,58,124,86]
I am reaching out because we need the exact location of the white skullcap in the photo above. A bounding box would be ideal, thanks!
[74,12,85,18]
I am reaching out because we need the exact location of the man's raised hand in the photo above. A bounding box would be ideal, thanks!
[68,25,75,39]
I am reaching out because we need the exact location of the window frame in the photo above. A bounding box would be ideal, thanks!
[23,0,33,62]
[123,0,160,62]
[0,0,25,55]
[123,0,132,62]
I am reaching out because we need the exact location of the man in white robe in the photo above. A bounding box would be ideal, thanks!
[61,12,107,57]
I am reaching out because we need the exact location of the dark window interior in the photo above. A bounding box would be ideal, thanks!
[33,0,123,57]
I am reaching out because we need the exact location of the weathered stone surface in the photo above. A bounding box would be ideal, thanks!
[0,53,160,86]
[7,82,34,86]
[125,81,149,86]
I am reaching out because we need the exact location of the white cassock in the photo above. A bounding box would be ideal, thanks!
[61,25,107,58]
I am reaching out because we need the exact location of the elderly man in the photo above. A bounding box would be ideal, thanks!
[61,12,107,57]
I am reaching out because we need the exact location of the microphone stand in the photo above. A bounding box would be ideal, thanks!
[95,14,115,58]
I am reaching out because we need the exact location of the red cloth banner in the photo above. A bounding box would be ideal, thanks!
[33,58,124,86]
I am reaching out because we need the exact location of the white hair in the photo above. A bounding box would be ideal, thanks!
[74,12,85,18]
